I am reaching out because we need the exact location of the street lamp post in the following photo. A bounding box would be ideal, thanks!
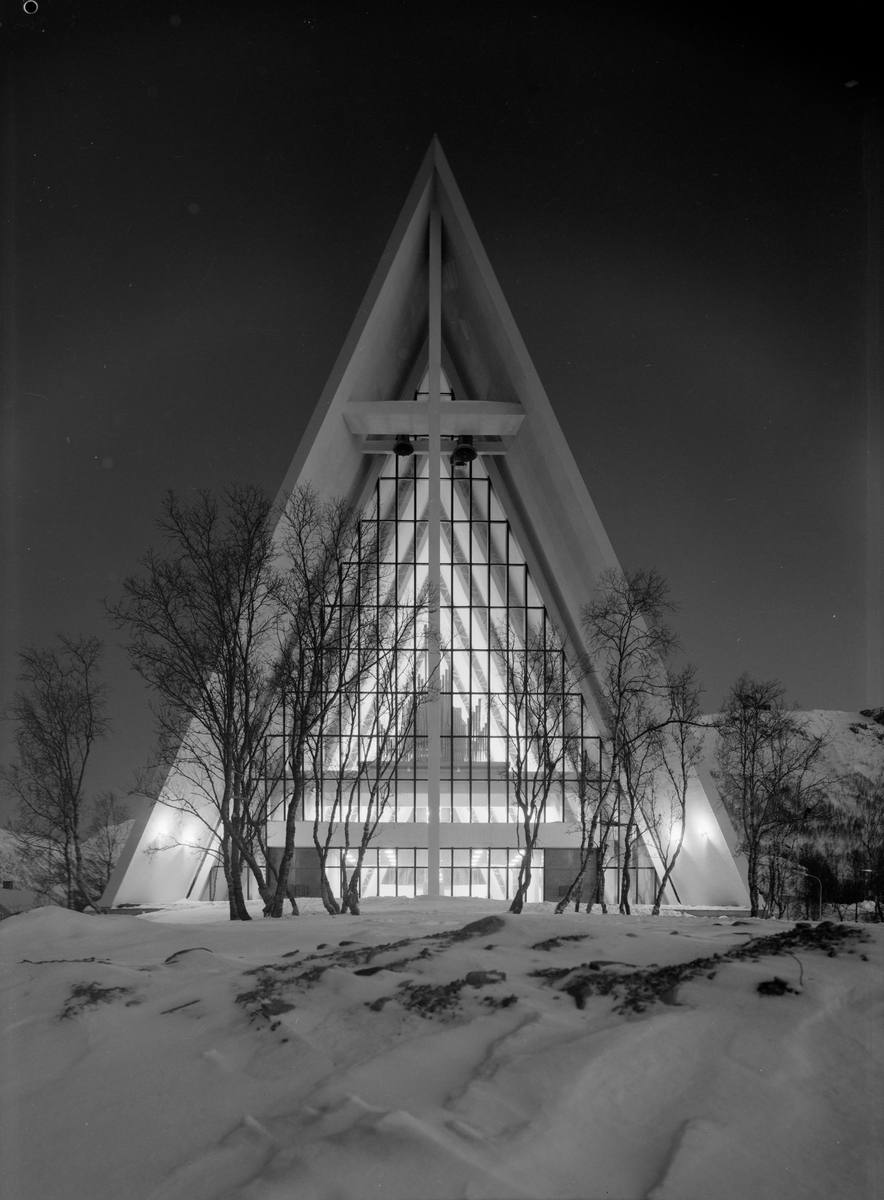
[799,869,823,922]
[780,850,822,921]
[861,868,874,922]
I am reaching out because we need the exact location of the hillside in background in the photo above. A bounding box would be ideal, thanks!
[701,710,884,810]
[802,711,884,801]
[0,822,134,901]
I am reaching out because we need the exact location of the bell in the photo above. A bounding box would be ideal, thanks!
[450,435,476,467]
[393,434,414,457]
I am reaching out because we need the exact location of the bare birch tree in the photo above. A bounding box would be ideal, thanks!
[835,771,884,921]
[641,665,704,914]
[305,640,428,915]
[1,636,111,911]
[491,618,581,914]
[576,568,681,915]
[83,791,132,896]
[266,488,426,917]
[338,645,428,914]
[108,486,286,920]
[554,739,605,913]
[713,675,830,917]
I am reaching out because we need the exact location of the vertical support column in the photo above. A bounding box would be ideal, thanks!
[426,206,442,897]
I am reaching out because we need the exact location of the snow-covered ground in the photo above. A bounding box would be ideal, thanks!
[1,898,882,1200]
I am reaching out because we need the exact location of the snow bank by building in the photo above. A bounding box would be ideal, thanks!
[1,898,881,1200]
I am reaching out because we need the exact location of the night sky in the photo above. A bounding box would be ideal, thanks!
[1,1,880,820]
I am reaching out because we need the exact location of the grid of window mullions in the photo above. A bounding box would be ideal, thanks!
[329,456,425,822]
[328,847,428,897]
[443,462,515,822]
[318,847,546,902]
[439,848,545,901]
[444,461,593,824]
[278,453,594,825]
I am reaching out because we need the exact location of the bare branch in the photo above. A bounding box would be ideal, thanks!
[107,486,285,919]
[1,636,112,910]
[712,673,831,916]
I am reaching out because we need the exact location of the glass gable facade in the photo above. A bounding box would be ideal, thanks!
[287,450,592,828]
[257,449,664,906]
[107,153,744,915]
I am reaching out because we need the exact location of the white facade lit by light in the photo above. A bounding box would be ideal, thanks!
[103,141,749,910]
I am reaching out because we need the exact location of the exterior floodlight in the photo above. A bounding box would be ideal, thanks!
[450,435,476,467]
[393,434,414,457]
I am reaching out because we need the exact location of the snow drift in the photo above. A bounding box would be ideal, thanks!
[2,897,882,1199]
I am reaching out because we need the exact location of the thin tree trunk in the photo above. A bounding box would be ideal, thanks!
[317,845,341,915]
[555,850,593,915]
[63,835,75,909]
[219,835,242,920]
[67,861,105,914]
[343,844,368,915]
[342,784,391,915]
[71,810,94,910]
[267,834,297,917]
[229,841,251,920]
[555,819,599,915]
[587,838,607,913]
[344,790,388,913]
[218,780,245,920]
[652,832,686,916]
[268,746,305,917]
[509,853,531,914]
[312,783,341,915]
[619,828,633,915]
[747,842,760,917]
[586,861,604,914]
[231,832,271,912]
[554,862,585,915]
[509,807,538,914]
[229,779,252,920]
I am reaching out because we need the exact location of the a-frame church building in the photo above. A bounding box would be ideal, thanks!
[103,140,748,911]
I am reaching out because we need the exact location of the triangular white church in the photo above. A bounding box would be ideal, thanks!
[104,140,748,910]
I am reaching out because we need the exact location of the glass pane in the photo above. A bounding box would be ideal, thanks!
[545,790,564,822]
[489,867,508,900]
[488,525,508,564]
[449,567,471,607]
[508,565,527,606]
[525,574,542,608]
[452,868,471,896]
[470,566,490,610]
[377,478,395,514]
[399,486,415,522]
